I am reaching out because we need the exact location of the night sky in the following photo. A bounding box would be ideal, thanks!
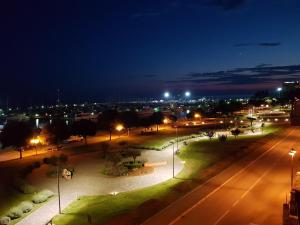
[1,0,300,105]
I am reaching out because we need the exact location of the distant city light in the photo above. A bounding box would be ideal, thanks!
[185,91,191,97]
[164,92,170,98]
[277,87,282,92]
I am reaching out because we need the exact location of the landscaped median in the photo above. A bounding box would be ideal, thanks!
[52,125,280,225]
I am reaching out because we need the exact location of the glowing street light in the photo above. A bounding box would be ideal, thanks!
[164,92,170,98]
[185,91,191,97]
[289,149,296,190]
[163,118,168,124]
[115,124,124,138]
[194,113,200,119]
[277,87,282,92]
[30,138,40,155]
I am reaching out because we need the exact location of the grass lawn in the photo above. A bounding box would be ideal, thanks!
[52,125,280,225]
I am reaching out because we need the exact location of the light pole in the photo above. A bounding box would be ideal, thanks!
[172,125,178,178]
[57,162,61,214]
[289,149,296,190]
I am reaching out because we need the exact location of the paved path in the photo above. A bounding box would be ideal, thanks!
[143,127,296,225]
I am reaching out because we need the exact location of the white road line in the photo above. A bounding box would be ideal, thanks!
[213,210,230,225]
[168,129,294,225]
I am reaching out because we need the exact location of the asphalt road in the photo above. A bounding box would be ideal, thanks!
[143,127,297,225]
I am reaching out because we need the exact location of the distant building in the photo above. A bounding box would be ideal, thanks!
[282,81,300,100]
[291,99,300,126]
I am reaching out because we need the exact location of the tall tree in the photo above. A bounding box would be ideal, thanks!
[45,119,70,149]
[0,120,33,159]
[71,119,97,144]
[150,111,164,131]
[98,110,119,141]
[120,111,138,136]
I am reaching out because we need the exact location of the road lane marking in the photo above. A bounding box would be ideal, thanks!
[213,210,230,225]
[167,128,294,225]
[214,139,292,225]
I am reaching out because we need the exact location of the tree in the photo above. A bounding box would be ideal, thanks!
[150,111,164,131]
[45,119,70,149]
[168,114,177,124]
[247,116,256,130]
[98,110,119,141]
[231,128,242,139]
[122,149,141,163]
[0,120,33,159]
[204,130,215,140]
[139,117,152,132]
[120,111,138,136]
[71,119,97,144]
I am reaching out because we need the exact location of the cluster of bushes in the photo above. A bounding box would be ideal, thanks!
[20,161,41,177]
[12,178,37,194]
[102,165,129,176]
[123,160,143,169]
[32,190,54,204]
[218,134,228,142]
[0,187,54,224]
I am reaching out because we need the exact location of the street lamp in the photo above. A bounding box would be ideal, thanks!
[185,91,191,98]
[30,138,40,155]
[172,125,178,178]
[164,92,170,98]
[289,149,296,190]
[115,124,124,138]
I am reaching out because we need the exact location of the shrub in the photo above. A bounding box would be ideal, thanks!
[32,190,54,204]
[103,165,129,176]
[13,178,36,194]
[43,157,50,164]
[39,190,54,198]
[7,207,23,219]
[19,201,33,213]
[32,193,48,204]
[118,141,128,146]
[0,216,10,225]
[218,134,227,142]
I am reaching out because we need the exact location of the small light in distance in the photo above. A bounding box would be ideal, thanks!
[164,92,170,98]
[185,91,191,97]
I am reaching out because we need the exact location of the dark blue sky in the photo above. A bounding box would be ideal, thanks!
[1,0,300,105]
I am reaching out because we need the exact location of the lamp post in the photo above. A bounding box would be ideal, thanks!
[115,124,124,138]
[289,149,296,190]
[57,162,61,214]
[172,125,178,178]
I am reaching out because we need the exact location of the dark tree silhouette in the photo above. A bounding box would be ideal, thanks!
[150,111,164,131]
[139,117,152,132]
[120,111,139,136]
[98,110,119,141]
[122,149,141,163]
[45,119,70,149]
[247,116,256,129]
[0,120,33,159]
[204,130,215,140]
[168,114,178,124]
[71,119,97,144]
[231,128,242,139]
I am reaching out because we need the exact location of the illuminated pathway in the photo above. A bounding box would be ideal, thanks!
[143,127,296,225]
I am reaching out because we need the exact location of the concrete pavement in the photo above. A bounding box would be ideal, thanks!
[143,127,297,225]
